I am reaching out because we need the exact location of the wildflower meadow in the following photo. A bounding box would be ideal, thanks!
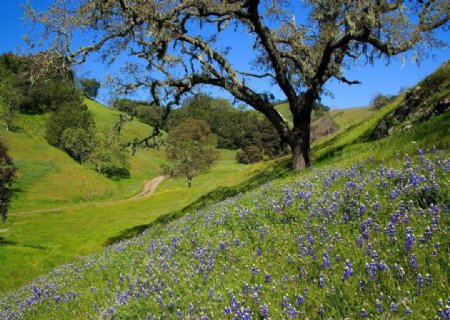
[1,147,449,319]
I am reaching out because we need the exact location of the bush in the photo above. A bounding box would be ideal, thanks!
[45,100,96,156]
[0,138,17,222]
[236,145,264,164]
[103,166,130,179]
[370,93,396,110]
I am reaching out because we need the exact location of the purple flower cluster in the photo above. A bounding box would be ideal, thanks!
[1,148,448,319]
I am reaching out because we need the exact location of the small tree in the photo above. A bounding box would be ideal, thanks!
[370,93,395,110]
[79,77,101,99]
[88,126,130,179]
[45,99,96,156]
[61,127,96,163]
[0,138,17,222]
[0,83,17,131]
[162,118,219,188]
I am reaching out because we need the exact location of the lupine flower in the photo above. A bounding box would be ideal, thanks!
[417,274,424,294]
[342,259,354,280]
[366,259,378,281]
[322,252,330,268]
[260,304,269,318]
[360,308,369,317]
[295,295,304,305]
[376,299,384,312]
[390,302,398,312]
[410,254,418,269]
[405,227,415,251]
[319,273,325,287]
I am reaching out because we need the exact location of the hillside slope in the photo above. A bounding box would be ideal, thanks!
[1,112,448,319]
[2,99,165,212]
[1,63,449,296]
[0,100,275,291]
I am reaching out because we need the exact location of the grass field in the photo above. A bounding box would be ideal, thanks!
[1,109,448,319]
[3,99,168,212]
[1,63,448,295]
[0,148,269,290]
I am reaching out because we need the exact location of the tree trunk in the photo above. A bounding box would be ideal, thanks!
[290,107,312,171]
[290,141,306,171]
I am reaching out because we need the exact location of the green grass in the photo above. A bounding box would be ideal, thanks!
[328,106,376,131]
[1,114,448,318]
[2,99,171,212]
[1,63,448,296]
[0,148,269,290]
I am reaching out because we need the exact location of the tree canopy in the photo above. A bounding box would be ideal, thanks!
[162,118,219,187]
[26,0,449,170]
[79,77,101,99]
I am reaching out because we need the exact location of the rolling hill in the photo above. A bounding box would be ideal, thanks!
[0,61,449,299]
[0,98,275,290]
[1,86,449,319]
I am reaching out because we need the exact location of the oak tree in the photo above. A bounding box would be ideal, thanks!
[26,0,449,170]
[162,118,219,188]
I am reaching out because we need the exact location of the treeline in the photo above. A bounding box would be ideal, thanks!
[114,94,287,163]
[0,52,128,178]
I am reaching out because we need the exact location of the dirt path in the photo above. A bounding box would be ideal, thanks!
[129,176,166,200]
[10,176,166,216]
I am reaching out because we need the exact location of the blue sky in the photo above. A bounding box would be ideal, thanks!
[1,1,449,109]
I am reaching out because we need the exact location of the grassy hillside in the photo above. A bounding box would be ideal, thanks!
[1,111,448,319]
[1,63,448,299]
[0,98,277,290]
[275,102,376,135]
[2,99,168,212]
[328,106,376,131]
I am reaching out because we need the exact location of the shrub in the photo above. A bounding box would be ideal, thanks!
[0,138,17,222]
[45,100,96,157]
[236,145,264,164]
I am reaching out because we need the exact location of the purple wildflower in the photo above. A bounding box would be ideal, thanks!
[260,304,269,318]
[410,254,418,269]
[342,259,354,280]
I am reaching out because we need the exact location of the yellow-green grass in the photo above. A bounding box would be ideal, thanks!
[0,148,268,290]
[275,102,376,131]
[328,106,376,131]
[2,99,169,212]
[312,95,404,160]
[274,102,293,125]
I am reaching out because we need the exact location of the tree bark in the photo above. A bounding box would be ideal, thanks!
[289,100,312,171]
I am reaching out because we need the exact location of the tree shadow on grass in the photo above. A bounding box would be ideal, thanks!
[0,237,17,246]
[104,158,291,246]
[0,237,46,250]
